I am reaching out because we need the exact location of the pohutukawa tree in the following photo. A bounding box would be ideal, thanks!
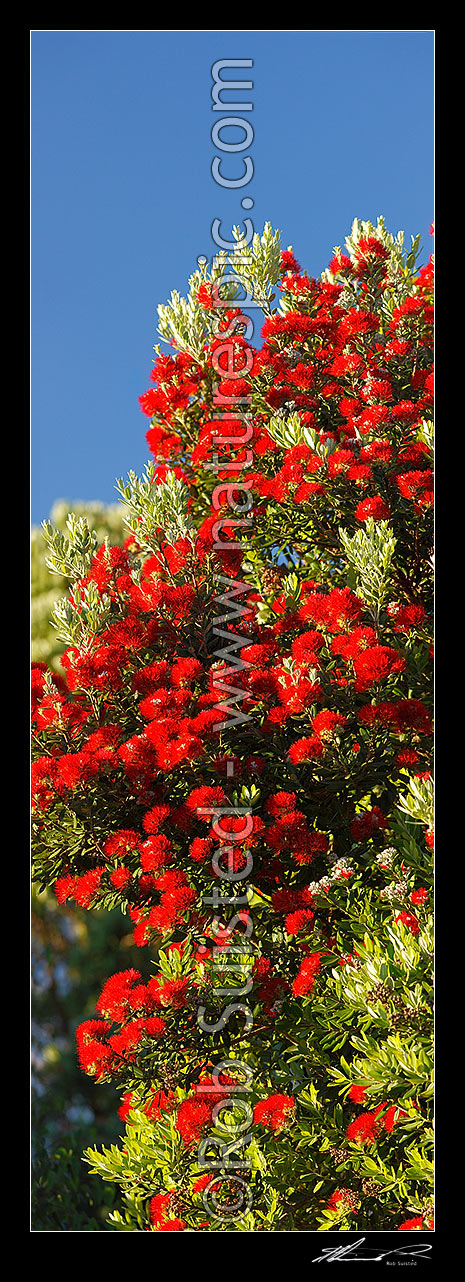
[31,218,434,1232]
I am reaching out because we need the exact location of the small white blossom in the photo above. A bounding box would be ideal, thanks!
[307,877,332,896]
[331,858,354,881]
[376,847,397,870]
[380,879,408,902]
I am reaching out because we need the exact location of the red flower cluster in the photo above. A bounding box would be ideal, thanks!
[398,1215,434,1231]
[346,1101,408,1144]
[292,952,324,996]
[253,1094,296,1132]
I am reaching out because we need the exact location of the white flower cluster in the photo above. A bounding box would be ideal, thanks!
[306,858,354,896]
[306,876,332,897]
[331,858,355,881]
[379,878,408,903]
[375,847,397,870]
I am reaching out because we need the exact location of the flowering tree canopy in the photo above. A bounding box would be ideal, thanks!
[31,218,434,1232]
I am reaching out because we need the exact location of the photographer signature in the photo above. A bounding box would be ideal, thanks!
[312,1238,432,1263]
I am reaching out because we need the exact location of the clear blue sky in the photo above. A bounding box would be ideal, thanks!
[31,29,434,525]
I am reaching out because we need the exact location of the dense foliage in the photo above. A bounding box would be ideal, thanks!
[31,218,434,1232]
[32,500,126,669]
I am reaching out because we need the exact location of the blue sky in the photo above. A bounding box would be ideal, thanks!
[31,29,434,525]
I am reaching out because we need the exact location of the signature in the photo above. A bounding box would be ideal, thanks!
[312,1238,432,1263]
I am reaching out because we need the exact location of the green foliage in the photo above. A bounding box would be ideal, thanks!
[116,464,194,549]
[339,519,397,618]
[32,499,126,668]
[32,1115,119,1231]
[397,775,434,829]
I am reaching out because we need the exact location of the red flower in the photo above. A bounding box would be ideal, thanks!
[280,250,301,275]
[285,908,314,937]
[140,834,173,871]
[393,911,420,935]
[312,709,346,740]
[176,1097,213,1147]
[327,1188,359,1214]
[410,888,428,906]
[346,1110,381,1144]
[253,1093,295,1132]
[292,953,324,996]
[355,496,391,522]
[104,829,141,860]
[353,644,405,692]
[197,283,214,309]
[398,1217,428,1231]
[348,1084,367,1103]
[386,602,426,633]
[350,806,388,842]
[396,470,433,504]
[75,1019,115,1080]
[329,253,352,275]
[72,868,104,908]
[148,1193,186,1231]
[96,969,143,1021]
[288,736,324,763]
[185,785,227,816]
